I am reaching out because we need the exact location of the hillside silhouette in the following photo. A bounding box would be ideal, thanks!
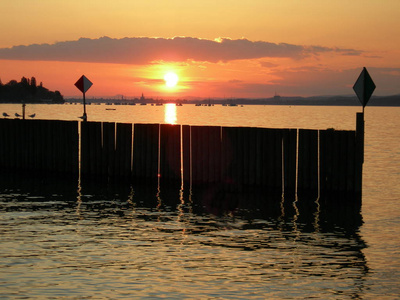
[0,77,64,103]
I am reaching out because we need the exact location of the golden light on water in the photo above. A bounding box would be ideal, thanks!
[165,103,177,124]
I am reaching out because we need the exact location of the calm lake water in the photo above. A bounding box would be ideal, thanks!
[1,103,399,299]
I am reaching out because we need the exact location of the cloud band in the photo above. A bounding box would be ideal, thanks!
[0,36,362,64]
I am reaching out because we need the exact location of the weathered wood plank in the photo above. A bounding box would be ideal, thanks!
[160,124,181,181]
[298,129,318,192]
[283,129,297,194]
[132,123,159,180]
[182,125,191,184]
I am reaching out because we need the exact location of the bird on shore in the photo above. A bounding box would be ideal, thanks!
[29,113,36,118]
[3,112,9,118]
[15,113,21,118]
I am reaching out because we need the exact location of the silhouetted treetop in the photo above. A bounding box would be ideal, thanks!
[0,77,64,103]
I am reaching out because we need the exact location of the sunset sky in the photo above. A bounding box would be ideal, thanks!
[0,0,399,98]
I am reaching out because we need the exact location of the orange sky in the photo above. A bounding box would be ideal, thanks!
[0,0,399,98]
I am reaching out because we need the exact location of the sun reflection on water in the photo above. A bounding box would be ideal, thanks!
[164,103,177,124]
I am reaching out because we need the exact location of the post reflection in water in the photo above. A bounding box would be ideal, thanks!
[164,103,177,124]
[0,172,368,299]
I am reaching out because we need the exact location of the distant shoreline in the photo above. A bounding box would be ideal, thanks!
[2,95,399,107]
[61,95,400,107]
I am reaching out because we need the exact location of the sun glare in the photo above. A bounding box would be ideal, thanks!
[164,72,179,88]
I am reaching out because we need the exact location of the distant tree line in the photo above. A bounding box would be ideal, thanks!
[0,77,64,103]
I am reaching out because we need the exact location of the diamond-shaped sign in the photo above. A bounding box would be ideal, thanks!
[74,75,93,94]
[353,67,375,108]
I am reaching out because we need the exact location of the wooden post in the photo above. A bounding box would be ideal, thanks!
[298,129,318,194]
[26,120,34,171]
[116,123,132,178]
[91,122,103,177]
[346,131,356,192]
[80,121,102,179]
[331,130,340,192]
[338,131,349,192]
[132,123,159,181]
[160,124,181,181]
[32,120,41,172]
[200,126,209,183]
[114,123,122,177]
[182,125,191,184]
[222,127,238,188]
[53,121,61,173]
[221,127,233,186]
[254,128,263,186]
[103,122,116,178]
[190,126,202,184]
[320,129,333,192]
[0,120,5,168]
[269,129,285,191]
[80,121,89,177]
[13,119,21,170]
[69,121,79,177]
[236,127,244,187]
[215,126,223,184]
[248,127,257,186]
[283,129,297,194]
[132,124,144,178]
[207,126,214,183]
[152,124,160,180]
[241,127,250,186]
[4,120,11,169]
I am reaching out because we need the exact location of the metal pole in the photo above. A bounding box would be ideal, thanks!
[355,112,364,195]
[83,92,87,122]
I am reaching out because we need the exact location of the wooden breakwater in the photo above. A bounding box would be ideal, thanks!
[0,119,78,176]
[0,114,364,197]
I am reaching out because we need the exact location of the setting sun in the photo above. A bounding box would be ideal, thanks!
[164,72,179,88]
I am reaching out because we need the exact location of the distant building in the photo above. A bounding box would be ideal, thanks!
[273,92,281,100]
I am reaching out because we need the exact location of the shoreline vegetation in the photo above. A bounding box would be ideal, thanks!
[0,77,64,104]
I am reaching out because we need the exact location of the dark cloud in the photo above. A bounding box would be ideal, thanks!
[0,36,362,64]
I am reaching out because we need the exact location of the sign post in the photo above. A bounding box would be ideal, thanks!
[353,67,376,193]
[74,75,93,122]
[353,67,376,114]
